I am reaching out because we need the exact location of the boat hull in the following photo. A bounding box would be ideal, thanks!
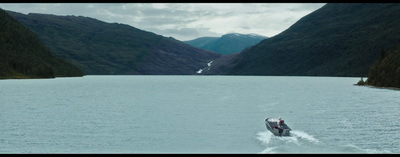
[265,118,291,136]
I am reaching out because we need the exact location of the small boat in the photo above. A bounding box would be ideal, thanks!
[265,117,291,136]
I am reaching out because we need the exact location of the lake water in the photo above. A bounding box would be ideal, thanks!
[0,75,399,154]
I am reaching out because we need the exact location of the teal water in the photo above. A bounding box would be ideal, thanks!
[0,76,398,153]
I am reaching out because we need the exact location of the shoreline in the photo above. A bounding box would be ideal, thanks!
[0,75,84,80]
[354,84,400,91]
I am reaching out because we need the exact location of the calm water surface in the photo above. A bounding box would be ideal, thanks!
[0,75,399,153]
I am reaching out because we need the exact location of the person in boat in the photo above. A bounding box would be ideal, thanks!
[277,117,283,128]
[279,120,285,127]
[274,117,284,136]
[272,117,284,136]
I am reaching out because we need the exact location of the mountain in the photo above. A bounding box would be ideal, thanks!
[202,3,400,77]
[184,33,268,55]
[0,8,83,79]
[184,37,219,49]
[365,46,400,88]
[7,11,220,75]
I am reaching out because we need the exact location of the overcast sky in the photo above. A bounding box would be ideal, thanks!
[0,3,326,41]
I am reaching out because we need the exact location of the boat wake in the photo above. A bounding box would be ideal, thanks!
[256,130,391,154]
[290,130,320,144]
[256,130,320,153]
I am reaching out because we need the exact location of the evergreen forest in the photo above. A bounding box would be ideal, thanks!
[363,46,400,88]
[0,8,83,79]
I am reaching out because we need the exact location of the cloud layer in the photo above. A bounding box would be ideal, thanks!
[0,3,325,41]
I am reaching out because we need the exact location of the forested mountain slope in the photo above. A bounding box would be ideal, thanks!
[0,8,83,79]
[204,3,400,77]
[365,46,400,88]
[8,11,220,75]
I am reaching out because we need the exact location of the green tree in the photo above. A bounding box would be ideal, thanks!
[0,8,83,79]
[366,45,400,88]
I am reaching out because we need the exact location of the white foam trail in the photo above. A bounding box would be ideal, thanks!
[278,135,300,146]
[256,131,278,154]
[342,144,392,154]
[256,131,273,145]
[365,149,392,154]
[257,131,300,153]
[257,130,391,154]
[291,130,320,144]
[257,130,322,154]
[259,147,277,154]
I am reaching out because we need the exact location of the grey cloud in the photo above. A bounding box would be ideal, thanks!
[287,3,325,12]
[0,3,326,41]
[149,27,220,41]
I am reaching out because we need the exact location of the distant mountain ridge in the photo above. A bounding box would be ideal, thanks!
[202,3,400,77]
[184,33,267,55]
[0,8,83,79]
[7,11,220,75]
[184,37,219,49]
